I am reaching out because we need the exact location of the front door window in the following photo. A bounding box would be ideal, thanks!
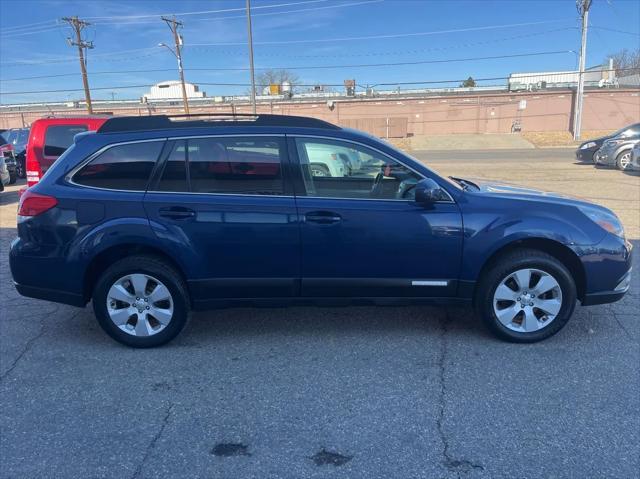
[294,138,422,200]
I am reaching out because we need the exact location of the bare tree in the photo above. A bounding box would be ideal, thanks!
[254,69,300,95]
[606,48,640,77]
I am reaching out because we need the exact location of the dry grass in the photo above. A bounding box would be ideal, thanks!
[386,137,413,151]
[522,130,615,147]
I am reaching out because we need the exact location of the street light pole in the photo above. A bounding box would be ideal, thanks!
[161,16,190,115]
[573,0,591,140]
[246,0,257,114]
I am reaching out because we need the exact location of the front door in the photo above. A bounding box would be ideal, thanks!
[144,135,299,303]
[291,136,463,298]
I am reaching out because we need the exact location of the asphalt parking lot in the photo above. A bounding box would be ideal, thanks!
[1,148,638,479]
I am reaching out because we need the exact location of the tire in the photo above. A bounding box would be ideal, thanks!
[475,248,577,343]
[16,158,25,179]
[310,163,330,177]
[92,255,190,348]
[8,171,16,184]
[616,150,632,171]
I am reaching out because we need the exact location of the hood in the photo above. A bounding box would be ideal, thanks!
[464,179,603,209]
[580,135,612,147]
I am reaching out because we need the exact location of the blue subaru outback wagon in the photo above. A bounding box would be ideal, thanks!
[10,115,632,347]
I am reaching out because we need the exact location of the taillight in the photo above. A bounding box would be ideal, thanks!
[26,151,42,187]
[18,190,58,217]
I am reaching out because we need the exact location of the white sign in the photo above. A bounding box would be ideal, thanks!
[518,100,527,110]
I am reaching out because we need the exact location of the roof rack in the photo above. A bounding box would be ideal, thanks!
[97,113,340,133]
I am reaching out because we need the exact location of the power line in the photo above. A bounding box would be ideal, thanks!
[0,19,58,33]
[0,24,65,38]
[0,26,575,68]
[0,46,163,67]
[590,26,640,36]
[5,68,639,97]
[85,0,330,21]
[185,27,577,59]
[189,19,570,46]
[0,50,577,83]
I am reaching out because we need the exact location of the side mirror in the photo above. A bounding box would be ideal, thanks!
[414,178,446,205]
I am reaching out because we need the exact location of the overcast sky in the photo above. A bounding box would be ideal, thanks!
[1,0,638,104]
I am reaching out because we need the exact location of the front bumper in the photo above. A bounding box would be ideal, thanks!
[576,148,597,162]
[578,235,633,306]
[582,268,632,305]
[593,148,616,166]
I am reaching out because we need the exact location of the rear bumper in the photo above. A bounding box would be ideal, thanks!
[13,282,86,307]
[10,237,86,307]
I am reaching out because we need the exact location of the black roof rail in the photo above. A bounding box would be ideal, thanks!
[97,113,340,133]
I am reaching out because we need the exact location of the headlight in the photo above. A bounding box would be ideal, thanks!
[604,139,624,147]
[578,205,625,238]
[580,141,596,149]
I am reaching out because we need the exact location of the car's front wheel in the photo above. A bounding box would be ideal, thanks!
[616,150,632,171]
[92,255,189,348]
[476,249,576,342]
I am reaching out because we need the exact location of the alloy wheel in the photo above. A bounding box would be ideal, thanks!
[106,274,174,337]
[492,268,563,333]
[619,152,631,170]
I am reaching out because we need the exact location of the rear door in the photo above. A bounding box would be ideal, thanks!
[144,135,300,304]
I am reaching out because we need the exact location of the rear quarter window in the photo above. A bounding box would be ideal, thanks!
[44,125,88,157]
[72,141,164,191]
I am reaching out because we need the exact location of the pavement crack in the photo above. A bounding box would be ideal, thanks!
[131,403,173,479]
[0,320,47,382]
[611,311,633,340]
[436,310,484,477]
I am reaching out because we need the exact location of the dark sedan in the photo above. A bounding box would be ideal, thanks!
[576,123,640,162]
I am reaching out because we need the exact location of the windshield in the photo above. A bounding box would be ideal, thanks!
[612,123,640,138]
[0,134,7,145]
[403,151,464,191]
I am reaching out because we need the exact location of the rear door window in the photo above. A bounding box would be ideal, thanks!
[73,141,164,190]
[44,125,88,157]
[154,136,285,195]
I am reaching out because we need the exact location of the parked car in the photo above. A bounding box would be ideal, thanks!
[25,116,108,187]
[6,127,30,179]
[593,134,640,170]
[0,132,17,184]
[0,155,9,191]
[576,123,640,163]
[304,142,348,177]
[10,114,632,348]
[630,142,640,172]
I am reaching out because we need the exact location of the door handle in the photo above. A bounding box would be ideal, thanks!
[305,211,342,224]
[159,207,196,220]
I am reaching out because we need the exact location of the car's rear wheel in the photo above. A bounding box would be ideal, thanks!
[92,255,189,348]
[476,249,576,342]
[8,170,16,184]
[616,150,632,171]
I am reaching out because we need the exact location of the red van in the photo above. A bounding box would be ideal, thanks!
[26,116,108,187]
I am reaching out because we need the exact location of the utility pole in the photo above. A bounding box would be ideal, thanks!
[160,16,190,114]
[62,16,94,114]
[573,0,592,140]
[246,0,257,114]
